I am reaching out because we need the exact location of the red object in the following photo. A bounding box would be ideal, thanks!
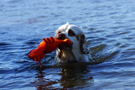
[28,37,73,66]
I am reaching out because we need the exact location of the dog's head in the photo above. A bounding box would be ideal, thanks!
[55,22,89,62]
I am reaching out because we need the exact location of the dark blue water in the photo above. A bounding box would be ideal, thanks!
[1,0,135,89]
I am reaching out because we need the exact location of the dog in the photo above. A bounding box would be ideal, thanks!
[55,22,92,63]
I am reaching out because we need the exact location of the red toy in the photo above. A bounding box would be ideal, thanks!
[28,37,73,66]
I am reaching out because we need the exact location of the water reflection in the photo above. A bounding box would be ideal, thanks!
[59,63,93,88]
[32,63,93,89]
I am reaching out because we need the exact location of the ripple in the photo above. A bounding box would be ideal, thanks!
[0,69,12,74]
[92,50,120,62]
[0,42,12,51]
[25,41,36,45]
[90,44,106,54]
[0,42,11,46]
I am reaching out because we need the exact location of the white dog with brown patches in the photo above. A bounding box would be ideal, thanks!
[55,22,92,63]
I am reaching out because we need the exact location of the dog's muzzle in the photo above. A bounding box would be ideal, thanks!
[57,33,66,40]
[56,33,72,50]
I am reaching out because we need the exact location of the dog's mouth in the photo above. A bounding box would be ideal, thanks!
[55,33,73,50]
[58,43,72,50]
[58,37,72,50]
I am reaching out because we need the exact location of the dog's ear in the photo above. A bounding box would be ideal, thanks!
[78,34,89,54]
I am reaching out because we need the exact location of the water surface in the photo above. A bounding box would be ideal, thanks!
[0,0,135,89]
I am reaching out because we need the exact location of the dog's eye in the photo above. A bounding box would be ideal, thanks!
[68,29,76,36]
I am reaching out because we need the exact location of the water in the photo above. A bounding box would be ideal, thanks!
[0,0,135,89]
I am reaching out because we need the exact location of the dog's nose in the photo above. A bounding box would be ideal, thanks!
[58,33,66,40]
